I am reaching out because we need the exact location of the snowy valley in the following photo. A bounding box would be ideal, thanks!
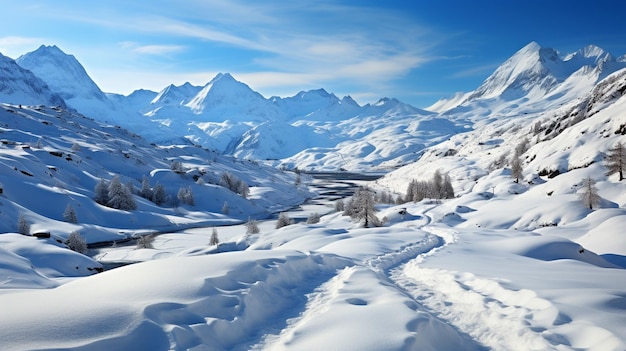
[0,42,625,350]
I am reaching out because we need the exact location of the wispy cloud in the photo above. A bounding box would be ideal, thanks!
[0,36,45,57]
[120,42,186,56]
[77,2,439,81]
[449,63,500,79]
[18,1,453,105]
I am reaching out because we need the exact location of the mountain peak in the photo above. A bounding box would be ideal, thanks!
[17,45,105,101]
[33,44,64,56]
[212,72,236,83]
[519,41,541,53]
[184,73,277,120]
[0,52,66,107]
[580,44,608,58]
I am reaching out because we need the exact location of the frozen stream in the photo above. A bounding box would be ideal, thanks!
[93,172,381,268]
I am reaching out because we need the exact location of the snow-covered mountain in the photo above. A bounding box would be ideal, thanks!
[428,42,626,116]
[270,88,362,121]
[16,45,115,120]
[0,52,65,107]
[143,73,284,123]
[5,42,626,173]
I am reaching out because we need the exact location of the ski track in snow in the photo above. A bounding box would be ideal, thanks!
[387,225,620,351]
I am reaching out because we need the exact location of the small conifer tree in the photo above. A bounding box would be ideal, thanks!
[17,213,30,235]
[152,183,167,206]
[63,203,78,223]
[94,178,109,205]
[210,228,220,246]
[246,218,260,234]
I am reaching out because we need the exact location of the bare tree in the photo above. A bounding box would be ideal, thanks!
[515,137,530,156]
[511,155,523,183]
[605,141,626,181]
[220,172,241,192]
[334,199,345,212]
[579,176,601,210]
[432,170,444,199]
[67,231,88,254]
[348,187,381,228]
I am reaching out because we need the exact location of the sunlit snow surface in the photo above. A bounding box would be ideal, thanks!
[0,43,625,350]
[1,200,624,350]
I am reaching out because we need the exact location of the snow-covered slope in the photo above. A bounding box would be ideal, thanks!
[0,52,65,107]
[378,66,626,257]
[0,103,309,243]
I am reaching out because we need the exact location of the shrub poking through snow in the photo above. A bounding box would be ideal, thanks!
[306,212,321,224]
[177,186,195,206]
[136,234,155,249]
[276,212,293,229]
[246,218,260,234]
[66,231,88,254]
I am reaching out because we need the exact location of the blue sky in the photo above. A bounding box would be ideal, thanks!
[1,0,624,108]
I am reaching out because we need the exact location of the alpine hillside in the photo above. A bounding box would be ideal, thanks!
[0,41,625,351]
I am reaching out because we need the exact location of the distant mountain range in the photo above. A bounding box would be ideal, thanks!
[2,42,625,171]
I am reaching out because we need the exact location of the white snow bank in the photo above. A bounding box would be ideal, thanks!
[0,233,101,289]
[0,250,350,351]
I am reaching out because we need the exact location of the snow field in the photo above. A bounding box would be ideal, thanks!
[0,250,352,351]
